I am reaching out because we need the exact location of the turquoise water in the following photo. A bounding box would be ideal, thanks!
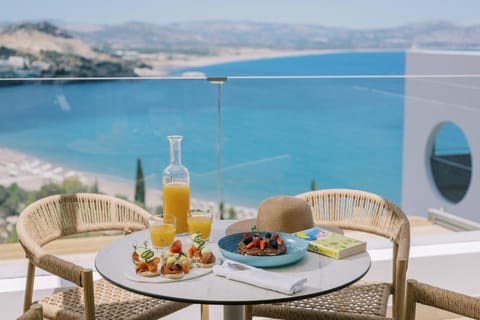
[0,51,405,207]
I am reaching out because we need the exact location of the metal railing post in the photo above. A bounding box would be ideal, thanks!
[207,77,227,219]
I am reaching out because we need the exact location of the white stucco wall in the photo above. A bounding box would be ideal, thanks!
[402,50,480,222]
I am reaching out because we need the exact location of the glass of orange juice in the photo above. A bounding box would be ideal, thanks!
[187,209,213,241]
[149,215,176,250]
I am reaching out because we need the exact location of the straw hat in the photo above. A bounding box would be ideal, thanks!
[225,195,314,235]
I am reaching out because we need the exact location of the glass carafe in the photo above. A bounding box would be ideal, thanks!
[162,135,190,234]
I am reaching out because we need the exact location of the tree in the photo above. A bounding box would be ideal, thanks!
[62,176,88,193]
[219,201,225,220]
[135,158,145,205]
[25,177,95,205]
[310,179,318,191]
[90,179,99,193]
[0,183,28,218]
[228,207,237,219]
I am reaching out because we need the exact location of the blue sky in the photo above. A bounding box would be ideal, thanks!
[1,0,479,29]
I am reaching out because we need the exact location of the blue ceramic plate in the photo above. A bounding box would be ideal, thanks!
[217,231,308,268]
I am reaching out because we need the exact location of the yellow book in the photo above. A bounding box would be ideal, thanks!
[294,227,366,259]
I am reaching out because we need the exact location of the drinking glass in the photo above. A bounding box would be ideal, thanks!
[149,215,176,251]
[187,209,213,241]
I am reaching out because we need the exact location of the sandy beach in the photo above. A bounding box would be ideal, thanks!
[0,147,256,219]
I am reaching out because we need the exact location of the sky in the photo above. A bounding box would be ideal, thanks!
[1,0,479,29]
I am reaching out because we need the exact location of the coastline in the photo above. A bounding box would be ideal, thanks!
[1,148,441,232]
[0,48,398,218]
[0,48,331,219]
[134,48,343,76]
[0,147,256,218]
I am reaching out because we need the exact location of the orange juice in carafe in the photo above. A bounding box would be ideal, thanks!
[162,182,190,234]
[162,135,190,234]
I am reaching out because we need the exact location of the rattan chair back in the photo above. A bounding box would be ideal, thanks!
[405,279,480,320]
[19,193,149,251]
[16,193,188,320]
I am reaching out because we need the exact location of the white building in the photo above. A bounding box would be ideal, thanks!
[7,56,29,69]
[0,60,13,72]
[402,50,480,224]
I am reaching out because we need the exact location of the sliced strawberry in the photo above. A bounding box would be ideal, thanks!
[246,241,256,249]
[170,239,182,253]
[259,239,266,250]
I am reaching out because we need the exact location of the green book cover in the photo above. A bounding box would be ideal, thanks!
[294,227,366,259]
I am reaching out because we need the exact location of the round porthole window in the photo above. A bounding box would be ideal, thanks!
[429,122,472,203]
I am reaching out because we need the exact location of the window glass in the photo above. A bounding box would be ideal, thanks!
[430,122,472,203]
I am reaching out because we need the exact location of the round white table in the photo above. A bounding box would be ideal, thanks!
[95,220,371,320]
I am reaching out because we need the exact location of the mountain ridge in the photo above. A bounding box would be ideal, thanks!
[62,20,480,51]
[0,20,479,78]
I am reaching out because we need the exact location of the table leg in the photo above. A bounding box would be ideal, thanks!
[223,305,246,320]
[201,304,209,320]
[243,305,252,320]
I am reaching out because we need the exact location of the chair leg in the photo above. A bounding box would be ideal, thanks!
[81,270,95,320]
[201,304,209,320]
[23,261,35,313]
[405,280,417,320]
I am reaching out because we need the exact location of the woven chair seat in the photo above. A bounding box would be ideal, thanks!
[253,281,392,320]
[40,278,188,320]
[17,304,43,320]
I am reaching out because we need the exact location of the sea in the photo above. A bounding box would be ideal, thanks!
[0,51,407,208]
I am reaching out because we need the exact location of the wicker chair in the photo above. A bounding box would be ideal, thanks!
[405,279,480,320]
[16,193,190,320]
[17,304,43,320]
[252,189,411,320]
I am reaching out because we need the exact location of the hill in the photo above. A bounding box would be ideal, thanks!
[0,22,141,77]
[1,21,101,58]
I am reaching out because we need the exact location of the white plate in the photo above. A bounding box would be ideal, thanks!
[124,266,212,283]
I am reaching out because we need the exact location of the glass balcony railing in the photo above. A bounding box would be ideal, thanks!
[0,76,404,215]
[0,71,479,251]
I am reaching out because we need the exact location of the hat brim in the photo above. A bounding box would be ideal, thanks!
[225,218,344,235]
[225,218,257,235]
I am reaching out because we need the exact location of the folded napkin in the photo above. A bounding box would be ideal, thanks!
[212,259,307,295]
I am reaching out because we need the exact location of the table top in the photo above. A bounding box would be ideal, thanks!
[95,220,371,305]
